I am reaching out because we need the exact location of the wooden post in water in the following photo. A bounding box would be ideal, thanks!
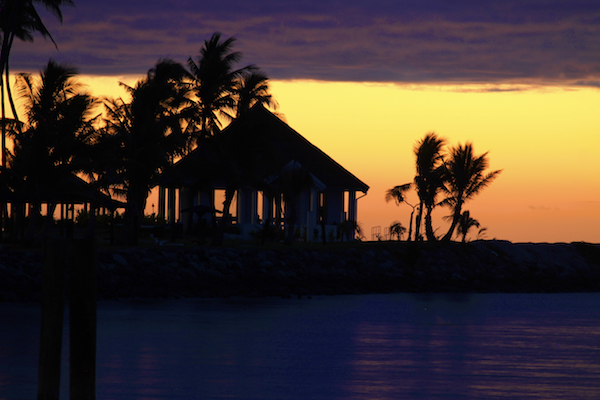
[38,237,97,400]
[69,238,97,400]
[38,238,68,400]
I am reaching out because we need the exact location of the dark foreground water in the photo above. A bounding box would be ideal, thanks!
[2,293,600,400]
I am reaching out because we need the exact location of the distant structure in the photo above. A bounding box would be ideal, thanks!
[157,105,369,241]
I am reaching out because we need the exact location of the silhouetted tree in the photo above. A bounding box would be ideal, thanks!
[10,59,97,239]
[234,70,277,118]
[338,219,364,242]
[187,32,253,141]
[456,210,480,243]
[414,132,446,241]
[101,59,194,244]
[187,33,277,244]
[385,183,417,241]
[0,0,74,166]
[389,221,406,241]
[440,143,501,241]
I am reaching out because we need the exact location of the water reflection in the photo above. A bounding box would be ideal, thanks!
[467,322,600,399]
[346,294,600,400]
[2,294,600,399]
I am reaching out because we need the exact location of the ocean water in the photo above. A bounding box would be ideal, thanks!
[2,293,600,399]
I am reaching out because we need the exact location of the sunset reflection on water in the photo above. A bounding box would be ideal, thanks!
[2,294,600,399]
[347,315,600,399]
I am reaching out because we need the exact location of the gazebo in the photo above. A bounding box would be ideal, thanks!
[158,105,369,241]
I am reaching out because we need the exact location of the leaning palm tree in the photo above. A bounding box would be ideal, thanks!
[101,59,194,244]
[0,0,74,166]
[440,143,501,242]
[187,32,253,141]
[385,183,417,241]
[414,132,446,241]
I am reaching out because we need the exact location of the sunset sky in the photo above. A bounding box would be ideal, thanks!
[9,0,600,243]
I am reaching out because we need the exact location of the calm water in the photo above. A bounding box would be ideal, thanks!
[2,293,600,399]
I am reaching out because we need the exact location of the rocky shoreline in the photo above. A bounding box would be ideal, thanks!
[1,240,600,302]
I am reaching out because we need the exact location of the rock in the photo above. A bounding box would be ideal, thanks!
[2,241,600,301]
[259,260,274,269]
[112,253,128,266]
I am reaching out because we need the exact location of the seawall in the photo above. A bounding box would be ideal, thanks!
[1,240,600,301]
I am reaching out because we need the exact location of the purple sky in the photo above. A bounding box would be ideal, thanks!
[10,0,600,86]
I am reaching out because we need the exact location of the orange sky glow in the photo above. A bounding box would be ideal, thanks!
[270,80,600,243]
[24,75,600,243]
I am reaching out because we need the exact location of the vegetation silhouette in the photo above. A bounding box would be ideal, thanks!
[456,210,486,243]
[185,32,276,245]
[8,60,97,242]
[0,0,74,240]
[385,183,417,241]
[414,132,446,241]
[187,32,254,142]
[233,70,277,118]
[389,221,406,241]
[0,21,500,246]
[439,143,501,241]
[100,60,194,245]
[0,0,74,164]
[389,132,501,242]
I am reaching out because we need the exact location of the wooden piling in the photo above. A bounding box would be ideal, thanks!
[69,238,97,400]
[37,238,68,400]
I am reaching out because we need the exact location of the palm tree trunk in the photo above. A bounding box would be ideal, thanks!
[24,201,43,242]
[1,69,5,170]
[407,208,414,242]
[0,61,6,243]
[36,202,57,240]
[212,187,235,246]
[0,32,15,168]
[424,205,437,241]
[441,202,463,242]
[85,204,97,240]
[126,184,148,245]
[5,59,22,135]
[414,202,424,241]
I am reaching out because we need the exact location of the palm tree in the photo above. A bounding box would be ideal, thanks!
[440,143,501,242]
[385,183,417,241]
[456,210,480,243]
[389,221,406,241]
[187,32,253,141]
[9,59,97,239]
[101,59,194,244]
[0,0,74,165]
[233,70,277,118]
[413,132,446,241]
[187,33,277,244]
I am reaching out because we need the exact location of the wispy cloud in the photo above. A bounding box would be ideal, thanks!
[528,205,559,211]
[10,0,600,86]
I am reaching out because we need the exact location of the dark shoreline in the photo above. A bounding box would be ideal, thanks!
[1,240,600,302]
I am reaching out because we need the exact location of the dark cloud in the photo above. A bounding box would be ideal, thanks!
[9,0,600,86]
